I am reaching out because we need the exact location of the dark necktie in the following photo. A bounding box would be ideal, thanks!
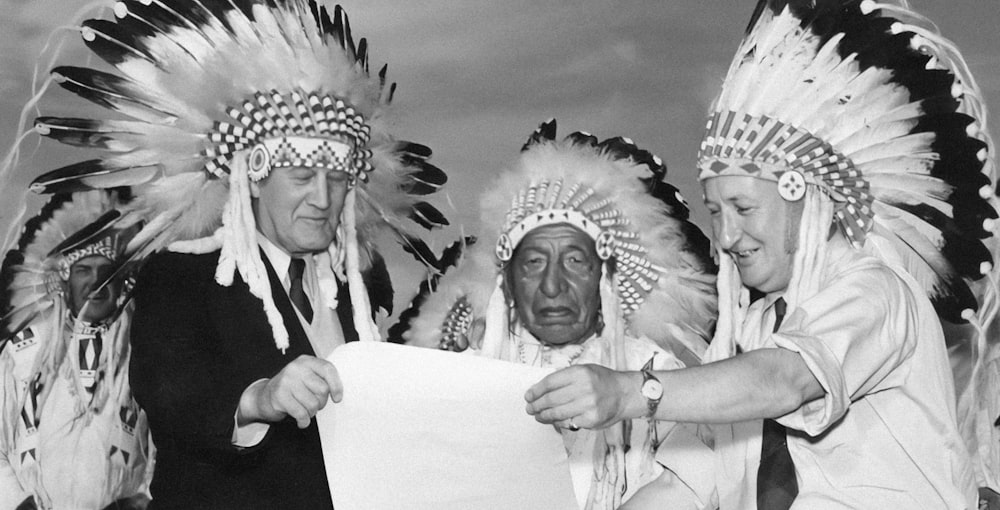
[757,297,798,509]
[288,258,313,323]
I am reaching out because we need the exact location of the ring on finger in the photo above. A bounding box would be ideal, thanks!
[567,419,580,432]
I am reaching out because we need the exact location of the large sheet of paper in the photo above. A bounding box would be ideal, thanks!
[317,342,578,510]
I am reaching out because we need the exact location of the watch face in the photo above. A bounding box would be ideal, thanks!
[641,379,663,400]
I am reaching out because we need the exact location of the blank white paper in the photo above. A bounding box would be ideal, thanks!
[318,341,579,510]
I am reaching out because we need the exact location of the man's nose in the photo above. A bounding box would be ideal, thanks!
[717,213,742,250]
[307,174,331,210]
[539,262,566,297]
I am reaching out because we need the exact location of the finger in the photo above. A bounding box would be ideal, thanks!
[524,366,587,403]
[290,385,322,415]
[275,396,311,429]
[314,362,343,403]
[299,372,334,411]
[524,383,580,416]
[532,403,579,425]
[300,371,331,397]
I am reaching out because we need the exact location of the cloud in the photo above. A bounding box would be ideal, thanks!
[0,0,997,314]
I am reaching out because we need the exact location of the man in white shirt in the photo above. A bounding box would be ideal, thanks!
[524,1,996,508]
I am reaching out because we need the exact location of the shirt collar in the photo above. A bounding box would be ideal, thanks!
[257,231,292,283]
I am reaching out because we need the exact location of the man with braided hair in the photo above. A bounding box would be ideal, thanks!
[403,120,718,509]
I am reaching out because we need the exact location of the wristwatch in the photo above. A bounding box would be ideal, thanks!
[640,355,663,418]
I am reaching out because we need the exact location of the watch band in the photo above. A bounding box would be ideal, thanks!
[640,355,662,418]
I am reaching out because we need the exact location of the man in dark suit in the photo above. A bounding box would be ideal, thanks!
[18,3,454,509]
[130,164,356,508]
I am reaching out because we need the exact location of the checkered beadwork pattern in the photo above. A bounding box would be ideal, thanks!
[57,236,120,280]
[265,137,360,173]
[203,89,374,181]
[495,178,662,315]
[696,109,873,247]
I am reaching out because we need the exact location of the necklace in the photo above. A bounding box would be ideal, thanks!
[516,339,586,367]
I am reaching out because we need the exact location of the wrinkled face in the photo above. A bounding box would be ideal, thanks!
[508,224,602,346]
[67,255,120,322]
[253,166,350,257]
[703,175,798,294]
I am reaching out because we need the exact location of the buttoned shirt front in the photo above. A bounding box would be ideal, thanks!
[711,242,977,509]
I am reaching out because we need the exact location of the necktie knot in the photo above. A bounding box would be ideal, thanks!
[773,297,787,333]
[288,258,313,323]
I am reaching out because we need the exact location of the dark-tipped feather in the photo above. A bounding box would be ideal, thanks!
[30,160,159,195]
[409,202,449,230]
[81,19,156,67]
[48,210,122,257]
[362,250,392,315]
[522,119,558,152]
[387,236,476,343]
[50,66,175,120]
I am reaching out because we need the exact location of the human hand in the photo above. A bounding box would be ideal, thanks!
[524,364,639,430]
[240,355,342,428]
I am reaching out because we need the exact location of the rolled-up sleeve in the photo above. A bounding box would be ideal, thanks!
[771,266,915,436]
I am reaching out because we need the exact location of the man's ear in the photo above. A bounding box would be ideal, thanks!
[249,179,261,198]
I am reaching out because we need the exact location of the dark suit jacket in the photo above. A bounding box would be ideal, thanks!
[130,250,360,509]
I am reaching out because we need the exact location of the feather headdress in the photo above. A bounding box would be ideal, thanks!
[21,1,448,350]
[0,190,130,344]
[696,0,998,324]
[697,0,1000,488]
[404,120,717,362]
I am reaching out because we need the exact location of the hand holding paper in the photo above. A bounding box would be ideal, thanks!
[239,354,343,428]
[317,342,578,510]
[525,363,636,430]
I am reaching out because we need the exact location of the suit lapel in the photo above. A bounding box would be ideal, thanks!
[259,250,315,357]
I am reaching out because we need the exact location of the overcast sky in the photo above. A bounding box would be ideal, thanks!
[0,0,997,315]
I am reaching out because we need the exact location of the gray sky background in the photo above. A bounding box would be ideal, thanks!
[0,0,997,317]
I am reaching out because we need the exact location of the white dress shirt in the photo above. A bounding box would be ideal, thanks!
[232,234,348,447]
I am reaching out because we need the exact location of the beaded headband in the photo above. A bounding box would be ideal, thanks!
[57,237,120,280]
[400,122,717,359]
[205,90,374,183]
[496,177,662,315]
[697,111,873,247]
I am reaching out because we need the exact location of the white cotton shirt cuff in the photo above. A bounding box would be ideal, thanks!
[771,332,850,436]
[232,378,271,447]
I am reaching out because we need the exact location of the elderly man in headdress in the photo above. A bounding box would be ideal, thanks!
[525,1,999,508]
[21,1,448,509]
[0,191,151,510]
[403,120,718,509]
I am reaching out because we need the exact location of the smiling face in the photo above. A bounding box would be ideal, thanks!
[67,255,120,322]
[703,175,800,294]
[507,224,602,346]
[253,165,350,257]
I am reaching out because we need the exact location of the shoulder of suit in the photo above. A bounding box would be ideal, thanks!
[137,250,224,289]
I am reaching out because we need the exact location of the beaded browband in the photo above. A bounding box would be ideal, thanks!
[495,177,662,315]
[205,90,374,183]
[697,110,873,247]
